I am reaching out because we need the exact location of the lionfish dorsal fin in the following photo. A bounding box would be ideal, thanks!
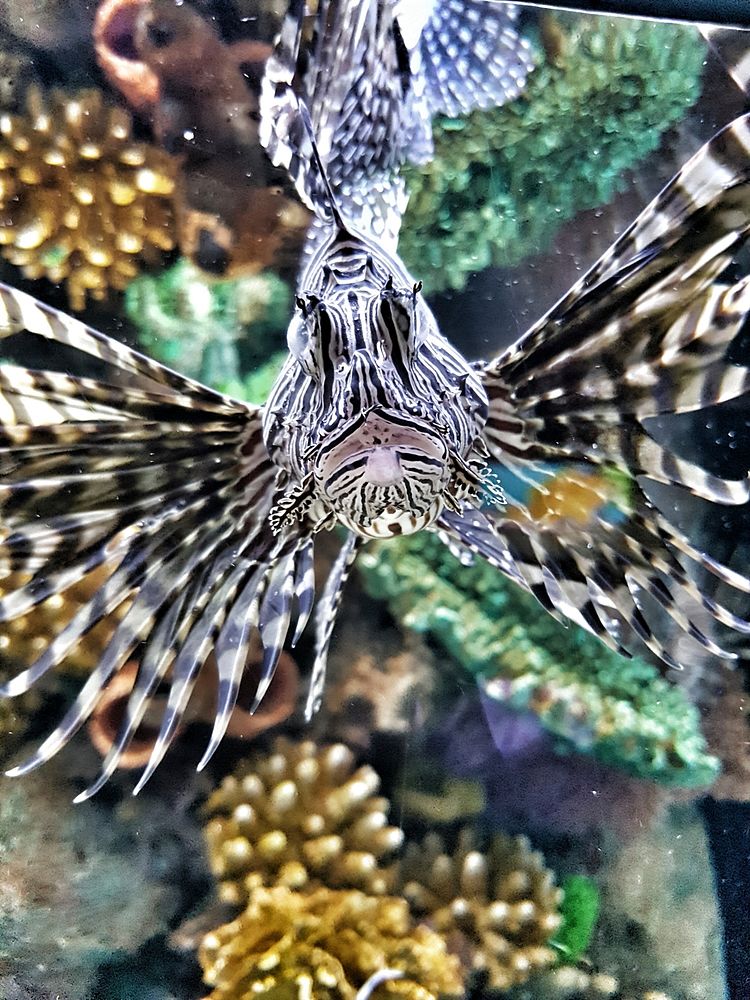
[294,93,350,233]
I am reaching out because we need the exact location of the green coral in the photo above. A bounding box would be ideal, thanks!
[125,259,291,387]
[399,15,706,293]
[357,533,718,787]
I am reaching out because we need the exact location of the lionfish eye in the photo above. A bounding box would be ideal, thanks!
[288,294,327,377]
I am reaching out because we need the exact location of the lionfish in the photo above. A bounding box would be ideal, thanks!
[1,0,750,800]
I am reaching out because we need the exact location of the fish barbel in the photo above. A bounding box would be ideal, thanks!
[1,1,750,798]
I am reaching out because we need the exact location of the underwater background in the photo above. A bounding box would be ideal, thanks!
[0,2,749,999]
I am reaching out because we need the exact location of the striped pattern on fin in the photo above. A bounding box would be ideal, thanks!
[261,0,409,248]
[438,497,749,685]
[304,531,360,720]
[0,282,322,795]
[700,26,750,96]
[473,112,750,688]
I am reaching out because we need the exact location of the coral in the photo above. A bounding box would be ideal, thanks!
[202,738,404,906]
[125,259,291,384]
[88,644,298,771]
[199,885,464,1000]
[507,966,672,999]
[99,0,310,278]
[398,829,562,991]
[358,533,719,787]
[0,87,177,310]
[0,564,125,676]
[399,15,706,293]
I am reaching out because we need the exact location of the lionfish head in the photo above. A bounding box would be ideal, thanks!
[266,248,490,539]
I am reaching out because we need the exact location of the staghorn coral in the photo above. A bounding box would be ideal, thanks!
[202,738,404,906]
[358,533,719,787]
[399,15,706,293]
[0,87,176,310]
[125,259,291,384]
[199,885,464,1000]
[398,829,562,991]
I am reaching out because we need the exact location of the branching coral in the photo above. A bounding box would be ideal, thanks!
[398,830,562,990]
[399,15,706,293]
[202,738,404,906]
[357,534,718,787]
[199,742,570,997]
[199,885,464,1000]
[0,87,176,310]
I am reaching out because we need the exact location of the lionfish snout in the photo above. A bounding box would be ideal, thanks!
[314,409,452,538]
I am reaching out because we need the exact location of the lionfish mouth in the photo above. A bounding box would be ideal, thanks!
[314,409,452,537]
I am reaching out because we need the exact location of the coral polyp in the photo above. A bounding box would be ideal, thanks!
[399,829,562,990]
[202,738,404,905]
[0,87,176,309]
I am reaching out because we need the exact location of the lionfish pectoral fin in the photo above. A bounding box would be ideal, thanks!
[304,532,360,721]
[471,113,750,687]
[700,26,750,96]
[0,281,318,795]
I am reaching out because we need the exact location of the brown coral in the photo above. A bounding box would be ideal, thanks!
[398,830,562,990]
[105,0,310,278]
[203,738,404,906]
[198,885,464,1000]
[0,87,177,310]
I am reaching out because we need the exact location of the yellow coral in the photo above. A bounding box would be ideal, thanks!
[203,738,404,905]
[399,829,562,990]
[0,564,127,676]
[0,87,176,310]
[525,966,674,999]
[199,885,463,1000]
